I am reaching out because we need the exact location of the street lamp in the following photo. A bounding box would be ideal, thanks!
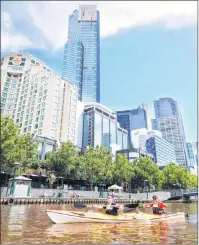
[144,179,149,199]
[59,177,64,189]
[11,162,21,195]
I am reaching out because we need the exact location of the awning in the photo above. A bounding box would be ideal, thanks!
[108,184,123,190]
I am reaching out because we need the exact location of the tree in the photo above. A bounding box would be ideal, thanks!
[1,115,38,174]
[47,173,56,188]
[46,141,78,178]
[78,146,114,187]
[113,154,133,185]
[162,163,198,189]
[188,174,197,188]
[131,157,162,190]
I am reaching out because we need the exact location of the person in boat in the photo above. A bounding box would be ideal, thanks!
[105,195,120,216]
[144,195,168,214]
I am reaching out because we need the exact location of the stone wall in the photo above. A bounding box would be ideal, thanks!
[1,186,171,200]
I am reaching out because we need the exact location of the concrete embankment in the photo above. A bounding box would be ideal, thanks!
[1,197,197,205]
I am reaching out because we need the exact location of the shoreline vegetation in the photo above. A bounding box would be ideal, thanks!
[1,115,197,192]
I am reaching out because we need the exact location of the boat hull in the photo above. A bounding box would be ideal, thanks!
[46,210,186,224]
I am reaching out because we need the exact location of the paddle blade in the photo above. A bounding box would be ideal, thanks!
[74,203,87,209]
[124,203,139,209]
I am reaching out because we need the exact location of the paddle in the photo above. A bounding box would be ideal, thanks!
[74,203,87,209]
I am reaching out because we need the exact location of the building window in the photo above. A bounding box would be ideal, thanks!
[52,123,56,129]
[51,130,55,137]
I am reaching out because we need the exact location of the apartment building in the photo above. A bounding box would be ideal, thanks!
[1,53,78,144]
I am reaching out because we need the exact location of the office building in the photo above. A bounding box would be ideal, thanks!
[152,98,189,168]
[62,4,100,103]
[82,102,128,151]
[187,142,198,167]
[131,128,162,152]
[192,142,198,164]
[146,135,176,167]
[117,106,148,146]
[140,103,152,130]
[116,148,154,163]
[1,53,78,145]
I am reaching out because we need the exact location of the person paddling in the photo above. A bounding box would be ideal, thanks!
[105,195,120,216]
[144,195,168,214]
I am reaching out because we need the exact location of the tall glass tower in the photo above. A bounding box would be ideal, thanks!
[152,98,189,168]
[117,107,148,147]
[62,5,100,103]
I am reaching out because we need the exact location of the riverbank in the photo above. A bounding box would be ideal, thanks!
[1,197,197,205]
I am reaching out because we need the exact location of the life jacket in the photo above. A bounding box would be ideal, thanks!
[152,201,166,209]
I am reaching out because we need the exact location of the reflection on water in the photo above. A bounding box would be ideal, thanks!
[1,203,197,244]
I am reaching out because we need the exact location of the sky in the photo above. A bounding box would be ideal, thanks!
[1,1,197,142]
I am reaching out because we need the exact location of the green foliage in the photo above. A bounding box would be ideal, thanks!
[131,157,162,190]
[47,173,56,186]
[46,141,79,178]
[1,115,38,174]
[113,154,133,184]
[162,163,198,189]
[2,115,197,190]
[78,146,114,185]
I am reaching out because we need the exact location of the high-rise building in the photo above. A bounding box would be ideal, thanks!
[146,136,176,167]
[117,107,148,146]
[1,53,79,145]
[192,142,198,164]
[82,102,128,151]
[153,98,189,168]
[131,128,163,152]
[62,4,100,103]
[187,142,198,167]
[140,104,152,130]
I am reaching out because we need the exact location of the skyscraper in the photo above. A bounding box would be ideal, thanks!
[187,142,198,167]
[153,98,189,168]
[117,107,148,146]
[62,5,100,103]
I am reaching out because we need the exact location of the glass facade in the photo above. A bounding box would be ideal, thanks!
[102,116,110,150]
[153,98,189,168]
[94,112,102,147]
[146,136,176,167]
[192,142,198,164]
[187,143,197,167]
[117,108,148,146]
[82,103,128,151]
[62,5,100,103]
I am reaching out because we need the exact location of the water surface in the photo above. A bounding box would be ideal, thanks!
[1,203,198,244]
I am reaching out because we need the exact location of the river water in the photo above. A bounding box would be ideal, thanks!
[1,203,198,244]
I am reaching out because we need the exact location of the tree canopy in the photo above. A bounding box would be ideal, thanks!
[1,115,38,174]
[162,163,198,189]
[1,114,197,190]
[46,141,79,178]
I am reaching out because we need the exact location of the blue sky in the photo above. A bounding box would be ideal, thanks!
[1,1,197,142]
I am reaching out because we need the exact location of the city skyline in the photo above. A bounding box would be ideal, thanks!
[1,1,197,142]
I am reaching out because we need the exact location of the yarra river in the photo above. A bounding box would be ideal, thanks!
[1,203,197,244]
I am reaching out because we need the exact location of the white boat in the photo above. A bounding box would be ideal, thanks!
[45,209,186,224]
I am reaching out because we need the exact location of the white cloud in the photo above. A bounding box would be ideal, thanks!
[1,11,34,51]
[1,1,197,51]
